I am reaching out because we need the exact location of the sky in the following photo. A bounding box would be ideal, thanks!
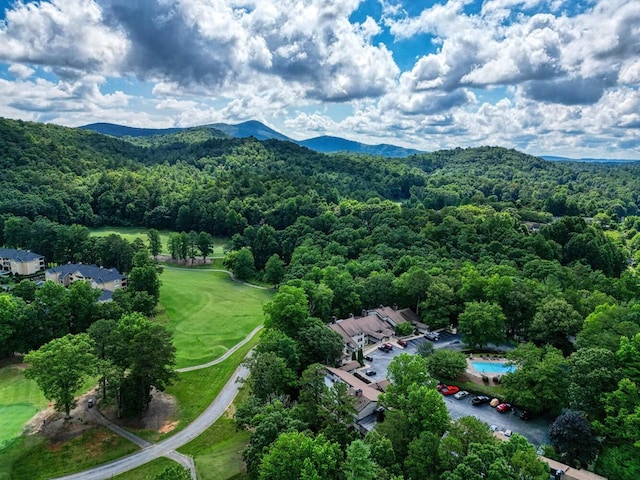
[0,0,638,159]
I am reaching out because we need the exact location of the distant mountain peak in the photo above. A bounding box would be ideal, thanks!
[79,120,422,157]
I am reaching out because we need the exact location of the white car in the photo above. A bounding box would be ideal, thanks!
[453,390,469,400]
[504,429,512,437]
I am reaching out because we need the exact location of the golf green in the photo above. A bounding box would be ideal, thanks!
[159,268,273,369]
[0,365,48,450]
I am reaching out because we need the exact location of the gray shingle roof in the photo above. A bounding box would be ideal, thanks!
[46,263,124,283]
[0,248,44,262]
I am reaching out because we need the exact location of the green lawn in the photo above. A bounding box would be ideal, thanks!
[6,428,139,480]
[158,268,272,369]
[0,365,48,450]
[165,336,259,437]
[89,226,227,257]
[180,409,250,480]
[113,456,178,479]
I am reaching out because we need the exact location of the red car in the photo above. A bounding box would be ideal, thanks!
[440,385,460,396]
[398,339,407,347]
[497,403,512,413]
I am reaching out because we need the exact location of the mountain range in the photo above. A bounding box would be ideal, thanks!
[80,121,423,158]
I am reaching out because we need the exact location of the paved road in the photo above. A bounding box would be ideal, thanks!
[177,324,263,372]
[53,362,249,480]
[88,408,197,479]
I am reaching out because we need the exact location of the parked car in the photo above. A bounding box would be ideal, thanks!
[87,398,94,408]
[437,382,445,391]
[378,344,391,352]
[504,429,512,437]
[383,342,394,350]
[519,410,533,420]
[364,355,374,362]
[497,403,512,413]
[471,395,491,406]
[424,332,440,341]
[397,339,407,347]
[365,369,377,376]
[440,385,460,396]
[490,398,500,407]
[453,390,469,400]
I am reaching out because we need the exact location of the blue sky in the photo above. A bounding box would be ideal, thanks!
[0,0,638,159]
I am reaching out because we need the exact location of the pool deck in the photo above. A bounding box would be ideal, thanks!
[465,355,511,380]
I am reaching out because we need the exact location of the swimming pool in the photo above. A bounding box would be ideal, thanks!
[470,361,515,374]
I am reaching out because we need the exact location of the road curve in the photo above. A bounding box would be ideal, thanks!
[52,362,250,480]
[177,324,263,372]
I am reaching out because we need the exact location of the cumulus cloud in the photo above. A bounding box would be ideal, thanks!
[387,0,640,106]
[0,0,638,158]
[0,0,399,102]
[8,63,34,79]
[0,0,127,78]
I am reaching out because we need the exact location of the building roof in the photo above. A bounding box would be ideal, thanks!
[47,263,124,283]
[0,248,44,262]
[98,290,114,302]
[330,311,396,349]
[374,306,420,325]
[326,366,381,412]
[338,361,361,372]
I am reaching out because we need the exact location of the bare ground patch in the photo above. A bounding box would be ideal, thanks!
[24,387,178,442]
[100,388,178,433]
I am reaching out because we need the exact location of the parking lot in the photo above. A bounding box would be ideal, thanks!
[358,334,551,446]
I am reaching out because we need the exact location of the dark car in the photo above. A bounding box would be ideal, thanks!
[398,339,407,347]
[471,395,491,406]
[497,403,512,413]
[364,355,374,362]
[87,398,94,408]
[519,410,533,420]
[365,369,377,376]
[378,344,391,352]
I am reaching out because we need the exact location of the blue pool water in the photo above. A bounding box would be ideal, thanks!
[470,361,515,374]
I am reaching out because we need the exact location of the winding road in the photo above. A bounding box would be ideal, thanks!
[52,325,262,480]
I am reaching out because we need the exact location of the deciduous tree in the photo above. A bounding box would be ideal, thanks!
[25,333,96,418]
[549,410,601,467]
[458,301,506,349]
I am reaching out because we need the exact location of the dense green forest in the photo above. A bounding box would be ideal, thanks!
[2,117,640,478]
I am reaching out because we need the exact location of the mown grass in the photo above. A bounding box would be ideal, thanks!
[164,335,259,437]
[158,268,272,369]
[0,365,48,450]
[6,428,138,480]
[88,226,227,257]
[113,456,177,479]
[178,386,251,480]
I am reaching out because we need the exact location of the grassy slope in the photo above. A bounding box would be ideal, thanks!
[0,365,48,449]
[7,429,139,480]
[0,251,270,478]
[179,385,252,480]
[113,456,177,480]
[158,268,272,369]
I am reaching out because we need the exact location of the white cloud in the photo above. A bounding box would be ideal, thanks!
[0,0,127,78]
[8,63,34,79]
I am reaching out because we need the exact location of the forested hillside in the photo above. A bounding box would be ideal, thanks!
[3,116,640,477]
[2,118,639,233]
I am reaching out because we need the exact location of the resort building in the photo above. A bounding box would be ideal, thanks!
[329,305,421,355]
[0,248,45,276]
[45,263,126,293]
